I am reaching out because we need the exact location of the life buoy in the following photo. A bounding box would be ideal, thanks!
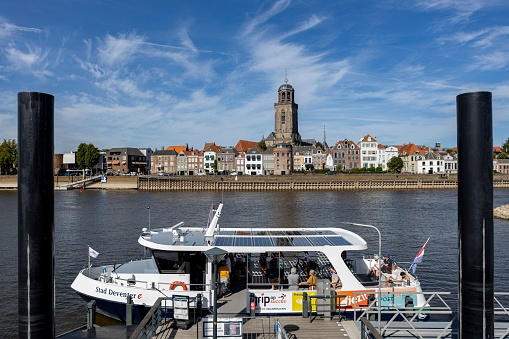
[169,281,188,291]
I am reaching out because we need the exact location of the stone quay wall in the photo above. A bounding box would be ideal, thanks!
[3,174,509,192]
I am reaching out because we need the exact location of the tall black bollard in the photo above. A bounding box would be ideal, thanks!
[456,91,494,338]
[18,92,55,338]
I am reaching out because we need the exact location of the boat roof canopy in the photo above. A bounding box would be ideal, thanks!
[139,225,367,252]
[215,229,352,247]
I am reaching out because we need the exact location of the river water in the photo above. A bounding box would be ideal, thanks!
[1,189,509,337]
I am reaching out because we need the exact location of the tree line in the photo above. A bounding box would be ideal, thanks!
[0,140,99,175]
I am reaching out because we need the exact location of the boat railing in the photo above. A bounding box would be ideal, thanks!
[495,292,509,319]
[96,271,212,295]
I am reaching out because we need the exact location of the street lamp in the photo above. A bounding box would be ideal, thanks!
[147,206,151,231]
[342,222,382,335]
[204,247,227,339]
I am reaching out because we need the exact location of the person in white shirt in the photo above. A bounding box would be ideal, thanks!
[370,255,380,277]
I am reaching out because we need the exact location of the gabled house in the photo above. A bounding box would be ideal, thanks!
[292,146,314,171]
[384,146,399,171]
[234,140,259,153]
[203,143,222,174]
[263,147,274,175]
[245,145,264,175]
[273,144,293,175]
[187,149,203,175]
[312,147,327,171]
[331,139,360,172]
[151,149,177,175]
[217,147,238,174]
[416,150,443,174]
[359,134,378,169]
[399,143,421,174]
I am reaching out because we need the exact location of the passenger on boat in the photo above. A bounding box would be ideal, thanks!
[370,255,380,277]
[398,271,411,286]
[278,252,285,285]
[287,267,300,291]
[218,261,230,298]
[384,262,399,286]
[225,254,232,274]
[381,253,393,274]
[330,267,341,289]
[268,253,279,289]
[299,269,317,290]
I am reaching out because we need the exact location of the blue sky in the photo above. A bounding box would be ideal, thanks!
[1,0,508,153]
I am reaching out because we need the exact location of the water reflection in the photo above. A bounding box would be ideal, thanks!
[1,189,508,338]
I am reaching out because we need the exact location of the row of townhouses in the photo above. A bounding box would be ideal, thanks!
[54,78,509,176]
[57,135,509,176]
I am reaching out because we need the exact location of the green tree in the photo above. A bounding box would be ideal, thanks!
[315,141,325,150]
[0,139,18,175]
[502,137,509,153]
[258,138,267,150]
[498,152,509,159]
[387,156,404,173]
[76,143,100,175]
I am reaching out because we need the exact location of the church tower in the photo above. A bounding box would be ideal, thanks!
[272,75,301,146]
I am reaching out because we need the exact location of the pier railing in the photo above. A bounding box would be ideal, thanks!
[355,291,509,338]
[138,176,509,191]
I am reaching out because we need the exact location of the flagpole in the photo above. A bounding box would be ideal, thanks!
[409,237,430,273]
[88,246,91,275]
[343,222,382,334]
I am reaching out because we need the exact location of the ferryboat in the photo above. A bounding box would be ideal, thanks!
[71,202,427,323]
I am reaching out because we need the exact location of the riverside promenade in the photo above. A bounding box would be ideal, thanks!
[3,173,509,191]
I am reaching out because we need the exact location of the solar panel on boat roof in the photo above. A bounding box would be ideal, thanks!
[291,237,312,246]
[215,237,234,246]
[253,237,272,246]
[235,237,253,246]
[308,237,331,246]
[273,237,292,246]
[327,236,352,246]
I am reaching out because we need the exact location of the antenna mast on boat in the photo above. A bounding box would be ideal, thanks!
[205,203,223,244]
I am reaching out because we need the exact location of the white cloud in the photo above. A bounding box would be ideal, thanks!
[0,18,42,39]
[474,26,509,48]
[470,52,509,71]
[97,32,144,67]
[241,0,290,37]
[437,29,489,45]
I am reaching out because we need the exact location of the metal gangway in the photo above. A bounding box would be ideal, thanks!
[55,174,103,190]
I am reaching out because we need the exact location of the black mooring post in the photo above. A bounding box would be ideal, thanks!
[457,91,494,339]
[18,92,55,338]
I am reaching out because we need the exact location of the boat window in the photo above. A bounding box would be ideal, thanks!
[152,250,188,274]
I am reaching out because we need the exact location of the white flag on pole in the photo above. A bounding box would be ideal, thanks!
[89,246,99,258]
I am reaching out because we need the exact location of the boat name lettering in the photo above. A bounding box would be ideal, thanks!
[95,286,139,299]
[343,293,369,306]
[256,294,287,307]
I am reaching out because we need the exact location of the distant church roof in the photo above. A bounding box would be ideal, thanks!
[278,83,294,91]
[278,73,294,91]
